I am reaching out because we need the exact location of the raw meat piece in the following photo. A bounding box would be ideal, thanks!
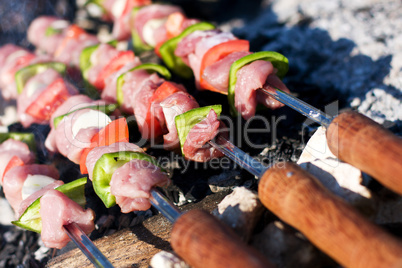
[101,57,141,102]
[27,16,69,55]
[202,51,250,94]
[182,109,224,162]
[85,142,144,180]
[3,164,59,214]
[110,159,169,212]
[40,189,95,249]
[0,139,35,184]
[160,91,199,150]
[134,4,182,44]
[234,60,287,119]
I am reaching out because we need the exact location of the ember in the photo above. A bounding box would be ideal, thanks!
[1,0,402,268]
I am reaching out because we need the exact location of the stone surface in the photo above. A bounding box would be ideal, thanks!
[150,251,190,268]
[212,187,264,241]
[297,127,373,209]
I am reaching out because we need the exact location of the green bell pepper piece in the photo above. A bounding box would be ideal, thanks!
[79,44,100,77]
[79,41,118,99]
[15,62,67,95]
[92,151,163,208]
[12,177,88,233]
[131,6,154,54]
[53,103,118,129]
[228,51,289,116]
[80,45,101,99]
[175,105,222,155]
[116,63,171,106]
[84,0,104,6]
[79,40,119,76]
[45,26,63,37]
[159,22,216,78]
[84,0,105,9]
[84,0,108,16]
[0,132,36,151]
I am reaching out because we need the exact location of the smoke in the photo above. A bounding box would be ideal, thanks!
[0,0,76,47]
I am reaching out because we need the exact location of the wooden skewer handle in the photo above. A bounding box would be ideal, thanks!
[171,209,274,268]
[258,162,402,268]
[326,111,402,194]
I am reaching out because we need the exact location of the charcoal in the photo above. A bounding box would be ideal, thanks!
[207,169,243,193]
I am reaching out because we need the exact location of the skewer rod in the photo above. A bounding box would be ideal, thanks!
[208,136,268,178]
[149,188,182,223]
[63,223,114,268]
[261,84,333,128]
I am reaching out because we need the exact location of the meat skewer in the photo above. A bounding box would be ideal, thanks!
[0,135,112,267]
[207,135,402,268]
[11,17,225,163]
[0,48,266,266]
[0,54,269,267]
[117,3,402,195]
[0,129,271,267]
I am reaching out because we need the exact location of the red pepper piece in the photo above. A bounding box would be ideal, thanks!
[3,155,24,183]
[199,39,250,93]
[154,42,163,58]
[79,117,129,174]
[93,51,135,90]
[25,78,72,121]
[144,81,184,139]
[165,12,186,39]
[5,53,36,83]
[54,25,86,58]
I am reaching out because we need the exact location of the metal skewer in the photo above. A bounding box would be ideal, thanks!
[260,83,333,128]
[149,188,182,223]
[63,223,114,268]
[209,135,268,178]
[208,136,267,178]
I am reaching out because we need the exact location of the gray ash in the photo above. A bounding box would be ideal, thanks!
[0,226,45,268]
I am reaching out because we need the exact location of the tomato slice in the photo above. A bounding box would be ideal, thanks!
[3,155,24,183]
[93,51,135,90]
[144,81,184,138]
[25,78,72,121]
[199,39,250,93]
[54,25,86,58]
[79,117,129,174]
